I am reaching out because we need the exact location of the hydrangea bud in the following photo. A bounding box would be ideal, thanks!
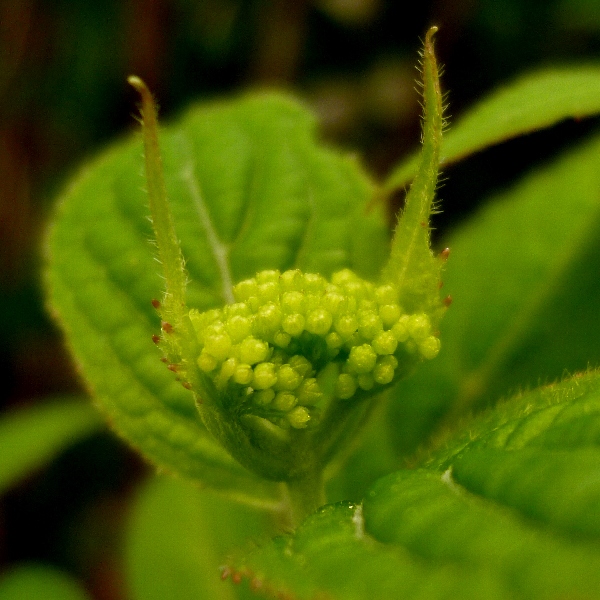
[188,268,441,433]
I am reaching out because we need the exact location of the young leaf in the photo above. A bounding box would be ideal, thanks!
[45,92,387,498]
[387,128,600,457]
[385,65,600,192]
[0,397,102,494]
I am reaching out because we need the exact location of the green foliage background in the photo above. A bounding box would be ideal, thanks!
[2,1,600,598]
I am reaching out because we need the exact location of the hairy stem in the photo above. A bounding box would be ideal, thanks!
[285,469,326,528]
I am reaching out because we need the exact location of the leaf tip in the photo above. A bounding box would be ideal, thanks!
[127,74,147,95]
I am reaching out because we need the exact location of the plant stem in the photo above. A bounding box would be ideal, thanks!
[285,469,326,528]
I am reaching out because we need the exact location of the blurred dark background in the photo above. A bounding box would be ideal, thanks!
[1,0,600,597]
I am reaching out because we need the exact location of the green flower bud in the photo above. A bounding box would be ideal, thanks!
[348,344,377,374]
[306,307,333,335]
[325,332,343,351]
[335,373,357,399]
[392,316,410,342]
[304,272,326,292]
[331,268,356,286]
[357,373,375,391]
[226,315,252,343]
[223,302,251,317]
[304,293,321,312]
[253,389,275,406]
[281,291,305,314]
[239,337,270,365]
[419,335,441,360]
[273,331,291,348]
[322,291,345,315]
[372,330,398,355]
[407,314,431,341]
[256,269,280,283]
[233,278,258,301]
[375,284,398,305]
[279,269,303,291]
[252,362,278,389]
[233,363,254,385]
[198,351,217,373]
[379,303,402,328]
[282,313,305,337]
[296,378,322,405]
[255,302,283,333]
[334,314,358,339]
[287,406,310,429]
[258,281,279,302]
[373,355,396,385]
[289,355,313,378]
[275,363,303,391]
[273,391,297,412]
[357,311,383,340]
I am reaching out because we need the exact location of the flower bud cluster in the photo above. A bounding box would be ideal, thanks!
[188,269,440,430]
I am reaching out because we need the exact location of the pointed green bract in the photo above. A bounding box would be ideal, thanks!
[128,77,187,318]
[382,28,445,320]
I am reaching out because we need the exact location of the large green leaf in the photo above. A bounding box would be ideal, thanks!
[385,66,600,192]
[45,92,387,497]
[233,370,600,599]
[0,398,102,494]
[387,128,600,456]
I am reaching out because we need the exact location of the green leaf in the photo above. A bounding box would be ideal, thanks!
[126,475,269,600]
[385,65,600,192]
[231,502,506,599]
[0,398,102,494]
[45,92,387,496]
[0,564,92,600]
[234,371,600,599]
[387,128,600,456]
